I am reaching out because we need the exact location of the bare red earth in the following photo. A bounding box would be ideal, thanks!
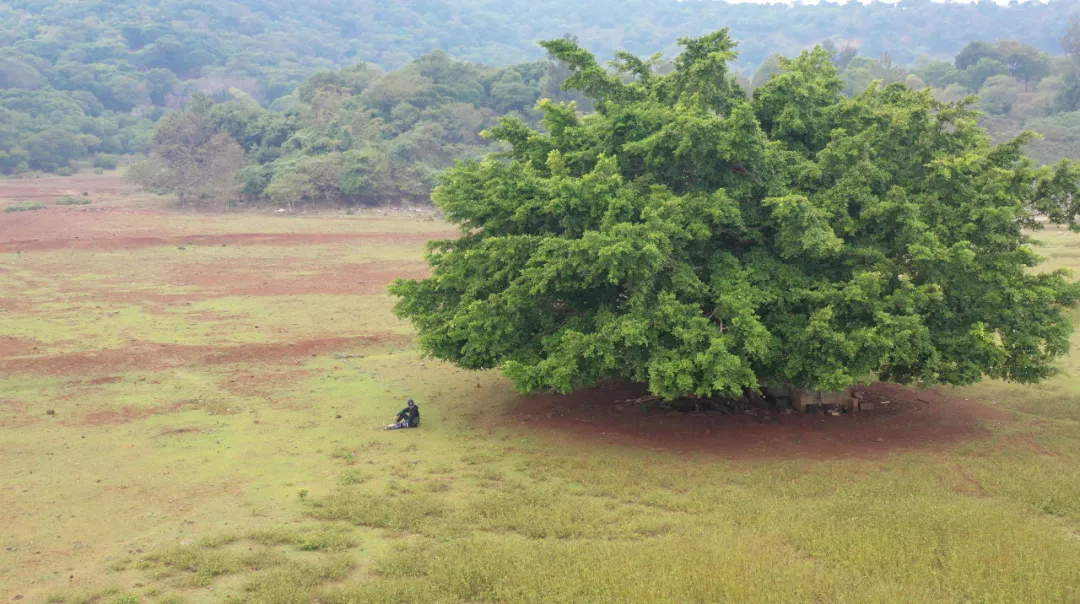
[82,401,189,426]
[143,258,431,298]
[0,174,129,201]
[0,337,41,357]
[0,335,409,376]
[0,176,456,252]
[499,381,1011,460]
[0,227,454,253]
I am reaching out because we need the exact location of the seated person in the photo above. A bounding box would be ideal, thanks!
[385,399,420,430]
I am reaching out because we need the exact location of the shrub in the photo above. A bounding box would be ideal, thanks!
[238,163,273,196]
[56,196,91,206]
[93,154,121,170]
[4,201,46,212]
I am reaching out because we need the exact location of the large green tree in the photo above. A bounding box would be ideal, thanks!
[390,32,1080,400]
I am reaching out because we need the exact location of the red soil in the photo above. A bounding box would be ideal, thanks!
[0,228,454,253]
[0,174,129,201]
[82,401,189,426]
[219,367,321,398]
[0,398,36,429]
[0,335,409,376]
[500,381,1012,461]
[136,258,430,299]
[0,176,455,252]
[0,337,41,358]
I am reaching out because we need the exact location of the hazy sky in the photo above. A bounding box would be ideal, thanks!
[718,0,1050,4]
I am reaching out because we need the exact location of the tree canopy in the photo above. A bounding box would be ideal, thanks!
[126,95,246,209]
[130,52,563,208]
[390,32,1080,400]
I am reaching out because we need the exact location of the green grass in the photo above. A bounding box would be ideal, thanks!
[5,202,1080,603]
[4,200,46,212]
[248,525,357,551]
[56,196,92,205]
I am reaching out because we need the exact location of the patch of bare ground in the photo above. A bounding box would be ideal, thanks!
[0,180,456,253]
[1,256,429,313]
[496,381,1012,460]
[0,398,37,429]
[93,258,431,302]
[0,174,130,201]
[171,259,431,298]
[0,337,44,358]
[0,334,410,376]
[81,401,190,426]
[220,368,321,397]
[0,228,454,253]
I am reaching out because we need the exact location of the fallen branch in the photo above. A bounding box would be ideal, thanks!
[615,395,662,407]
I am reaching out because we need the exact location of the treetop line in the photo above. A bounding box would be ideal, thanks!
[3,0,1080,176]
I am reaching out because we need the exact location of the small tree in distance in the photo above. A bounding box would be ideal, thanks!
[127,94,245,209]
[390,31,1080,401]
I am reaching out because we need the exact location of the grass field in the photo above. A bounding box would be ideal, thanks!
[2,175,1080,603]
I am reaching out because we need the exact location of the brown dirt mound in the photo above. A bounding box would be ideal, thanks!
[499,381,1011,460]
[0,334,410,376]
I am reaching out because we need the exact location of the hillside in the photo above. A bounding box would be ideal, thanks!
[2,0,1080,177]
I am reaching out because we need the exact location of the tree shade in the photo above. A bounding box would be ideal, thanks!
[390,31,1080,400]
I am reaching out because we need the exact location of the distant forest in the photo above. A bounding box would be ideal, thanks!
[2,0,1080,186]
[4,0,1077,78]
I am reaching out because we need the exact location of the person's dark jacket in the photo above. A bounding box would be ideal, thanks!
[396,405,420,426]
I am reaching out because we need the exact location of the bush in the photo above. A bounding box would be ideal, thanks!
[238,163,273,196]
[56,196,91,206]
[4,201,47,212]
[92,154,121,170]
[979,74,1020,115]
[56,166,74,176]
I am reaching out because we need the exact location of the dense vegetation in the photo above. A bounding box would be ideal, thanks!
[806,26,1080,165]
[0,88,153,175]
[390,31,1080,399]
[3,0,1080,175]
[127,53,586,208]
[127,25,1080,209]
